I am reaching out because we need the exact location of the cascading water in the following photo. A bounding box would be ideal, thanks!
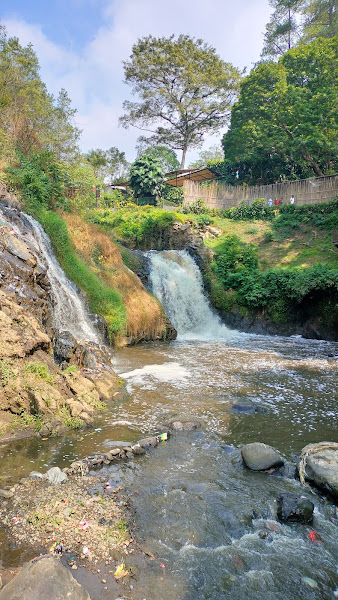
[148,250,235,339]
[0,204,98,343]
[25,216,99,342]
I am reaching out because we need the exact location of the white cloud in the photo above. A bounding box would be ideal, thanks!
[3,0,271,163]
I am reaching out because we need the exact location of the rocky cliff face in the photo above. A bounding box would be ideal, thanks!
[0,198,122,441]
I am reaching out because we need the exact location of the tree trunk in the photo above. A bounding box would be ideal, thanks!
[301,150,324,177]
[180,143,188,169]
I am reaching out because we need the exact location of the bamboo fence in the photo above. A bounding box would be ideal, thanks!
[183,175,338,209]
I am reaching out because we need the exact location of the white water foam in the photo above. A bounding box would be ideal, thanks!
[148,250,236,340]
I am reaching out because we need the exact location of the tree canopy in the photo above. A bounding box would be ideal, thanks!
[222,37,337,184]
[120,34,240,168]
[261,0,305,59]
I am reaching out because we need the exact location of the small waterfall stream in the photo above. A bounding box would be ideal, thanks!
[148,250,234,339]
[0,205,98,343]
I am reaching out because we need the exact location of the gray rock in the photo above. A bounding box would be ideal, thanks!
[302,445,338,500]
[29,471,45,480]
[230,399,266,414]
[241,442,284,471]
[170,420,200,431]
[276,493,314,524]
[132,444,146,456]
[45,467,68,485]
[0,488,13,498]
[53,331,76,364]
[0,556,90,599]
[138,436,159,448]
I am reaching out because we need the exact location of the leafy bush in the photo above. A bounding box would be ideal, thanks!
[5,151,66,211]
[222,199,275,221]
[209,231,338,325]
[129,155,165,204]
[162,184,184,205]
[88,206,183,245]
[194,213,214,226]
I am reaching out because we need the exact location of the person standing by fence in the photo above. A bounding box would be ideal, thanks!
[290,195,295,204]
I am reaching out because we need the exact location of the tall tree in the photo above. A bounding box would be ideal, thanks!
[85,148,107,178]
[261,0,305,59]
[120,35,240,168]
[48,89,81,163]
[106,146,129,182]
[223,38,337,182]
[0,27,51,157]
[301,0,337,41]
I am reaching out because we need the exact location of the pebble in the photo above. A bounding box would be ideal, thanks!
[101,579,107,583]
[301,577,319,589]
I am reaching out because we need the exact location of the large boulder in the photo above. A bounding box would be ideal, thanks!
[276,493,314,524]
[299,442,338,501]
[0,556,90,599]
[241,442,284,471]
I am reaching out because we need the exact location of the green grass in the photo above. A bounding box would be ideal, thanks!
[29,207,126,342]
[0,360,16,385]
[24,362,55,384]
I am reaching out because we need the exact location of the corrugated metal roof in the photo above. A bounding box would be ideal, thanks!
[165,167,218,187]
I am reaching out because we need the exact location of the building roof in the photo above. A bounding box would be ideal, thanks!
[164,167,218,187]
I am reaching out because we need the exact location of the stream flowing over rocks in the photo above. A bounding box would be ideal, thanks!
[0,201,337,600]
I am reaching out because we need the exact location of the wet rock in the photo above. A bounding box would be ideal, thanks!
[53,331,77,364]
[138,436,159,449]
[299,442,338,500]
[0,556,90,600]
[276,493,314,524]
[170,420,200,431]
[230,399,266,414]
[45,467,68,485]
[29,471,44,480]
[131,444,146,456]
[241,442,284,471]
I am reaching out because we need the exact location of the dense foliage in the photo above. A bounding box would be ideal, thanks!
[129,155,165,204]
[209,233,338,324]
[88,206,183,244]
[221,38,337,184]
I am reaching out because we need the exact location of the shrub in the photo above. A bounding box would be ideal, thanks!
[129,155,165,205]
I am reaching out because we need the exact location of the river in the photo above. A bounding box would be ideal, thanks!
[0,242,337,599]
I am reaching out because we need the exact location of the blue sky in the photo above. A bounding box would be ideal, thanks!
[1,0,272,164]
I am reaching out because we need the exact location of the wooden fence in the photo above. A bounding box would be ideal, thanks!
[183,175,338,209]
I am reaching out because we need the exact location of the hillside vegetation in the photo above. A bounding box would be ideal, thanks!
[90,201,338,338]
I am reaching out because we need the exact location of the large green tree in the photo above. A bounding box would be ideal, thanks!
[261,0,305,59]
[120,35,240,168]
[223,38,337,183]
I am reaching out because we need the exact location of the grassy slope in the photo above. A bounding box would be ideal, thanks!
[62,214,170,343]
[204,217,337,270]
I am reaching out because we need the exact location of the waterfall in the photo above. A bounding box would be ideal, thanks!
[0,204,98,343]
[148,250,235,340]
[25,215,99,342]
